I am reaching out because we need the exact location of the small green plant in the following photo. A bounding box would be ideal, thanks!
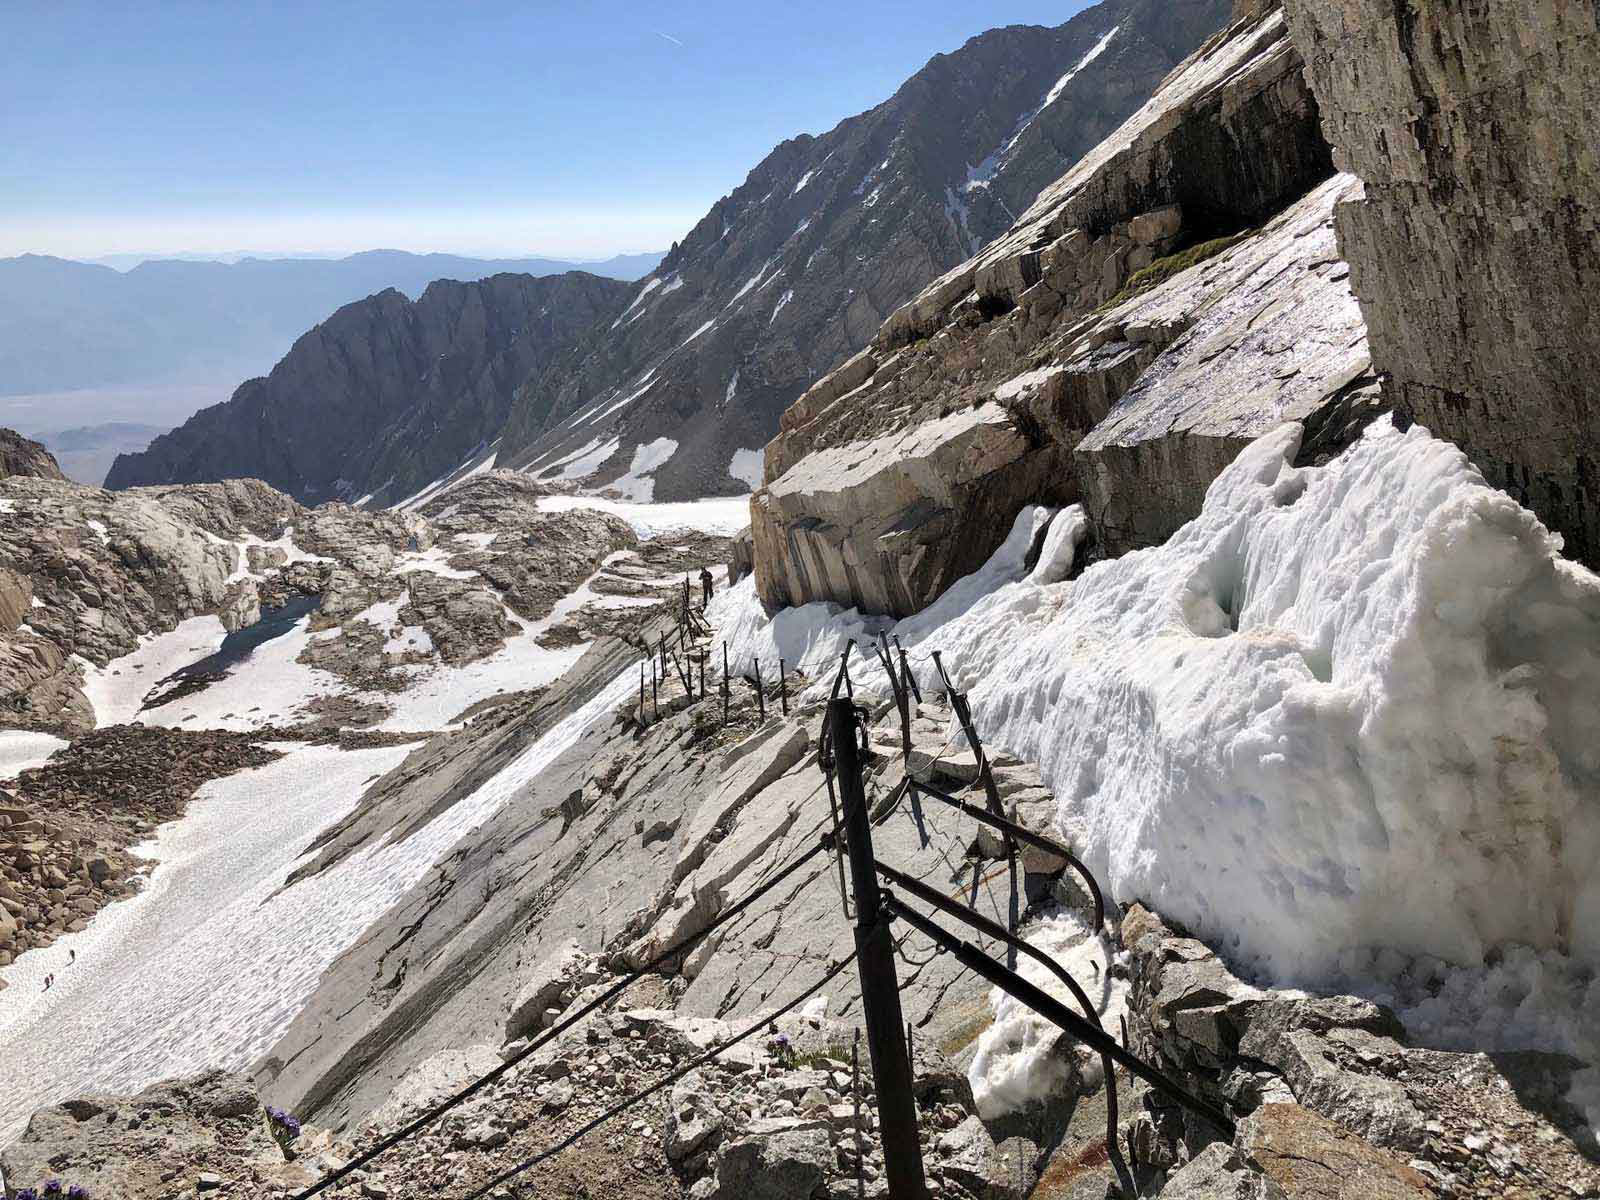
[266,1106,303,1158]
[16,1182,88,1199]
[1094,230,1254,314]
[766,1031,797,1070]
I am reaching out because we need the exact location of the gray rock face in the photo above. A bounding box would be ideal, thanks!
[1281,0,1600,567]
[0,1070,288,1199]
[105,271,635,506]
[1119,903,1600,1199]
[255,678,1061,1132]
[937,1115,1039,1200]
[0,428,67,481]
[715,1127,833,1200]
[755,2,1357,614]
[416,470,637,621]
[498,0,1233,503]
[1069,173,1380,553]
[753,404,1074,616]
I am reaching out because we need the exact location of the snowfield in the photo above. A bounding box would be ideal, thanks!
[0,659,635,1138]
[0,491,745,1136]
[711,417,1600,1123]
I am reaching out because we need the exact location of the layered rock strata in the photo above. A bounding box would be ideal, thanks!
[498,0,1235,501]
[754,2,1369,615]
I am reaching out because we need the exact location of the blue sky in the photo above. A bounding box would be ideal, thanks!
[3,0,1094,261]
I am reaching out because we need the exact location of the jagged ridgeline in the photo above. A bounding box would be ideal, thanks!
[106,0,1235,508]
[104,272,635,505]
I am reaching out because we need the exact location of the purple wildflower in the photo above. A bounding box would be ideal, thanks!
[17,1189,38,1200]
[68,1188,89,1200]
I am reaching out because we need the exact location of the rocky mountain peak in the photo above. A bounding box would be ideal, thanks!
[0,429,66,482]
[103,271,637,507]
[494,0,1235,503]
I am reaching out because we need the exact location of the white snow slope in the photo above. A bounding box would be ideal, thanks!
[710,417,1600,1121]
[0,494,736,1137]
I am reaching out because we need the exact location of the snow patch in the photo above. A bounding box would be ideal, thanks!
[968,912,1127,1119]
[540,436,621,481]
[537,495,752,539]
[0,731,69,779]
[609,438,678,503]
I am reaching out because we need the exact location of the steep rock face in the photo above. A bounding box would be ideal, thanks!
[105,272,633,506]
[498,0,1234,502]
[0,428,66,481]
[1280,0,1600,567]
[755,1,1358,616]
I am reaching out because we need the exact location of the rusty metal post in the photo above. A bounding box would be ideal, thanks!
[830,699,928,1200]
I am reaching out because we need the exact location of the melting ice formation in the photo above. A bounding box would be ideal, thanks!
[712,417,1600,1117]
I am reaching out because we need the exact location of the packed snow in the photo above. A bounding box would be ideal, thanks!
[538,435,621,481]
[710,417,1600,1125]
[968,913,1127,1118]
[81,617,229,726]
[0,661,635,1138]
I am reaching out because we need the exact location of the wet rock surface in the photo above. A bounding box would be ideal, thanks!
[0,723,435,970]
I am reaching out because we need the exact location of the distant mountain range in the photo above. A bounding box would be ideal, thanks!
[0,249,664,397]
[29,422,168,487]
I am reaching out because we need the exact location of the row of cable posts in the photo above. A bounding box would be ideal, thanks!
[636,575,789,726]
[283,605,1235,1200]
[814,634,1235,1191]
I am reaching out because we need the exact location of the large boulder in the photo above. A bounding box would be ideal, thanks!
[711,1123,833,1200]
[936,1115,1039,1200]
[753,404,1072,617]
[503,939,590,1042]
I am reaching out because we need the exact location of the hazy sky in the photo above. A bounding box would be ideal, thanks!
[4,0,1094,261]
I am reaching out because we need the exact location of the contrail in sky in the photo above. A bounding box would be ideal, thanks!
[655,31,684,47]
